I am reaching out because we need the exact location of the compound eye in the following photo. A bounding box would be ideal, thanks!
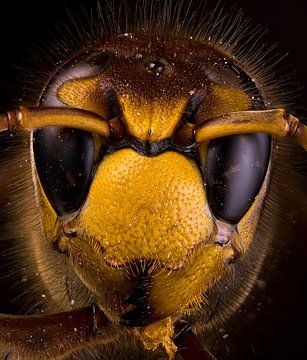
[33,127,94,215]
[205,133,270,223]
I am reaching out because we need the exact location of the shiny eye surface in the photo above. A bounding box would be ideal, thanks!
[33,127,94,215]
[32,51,111,216]
[205,133,270,223]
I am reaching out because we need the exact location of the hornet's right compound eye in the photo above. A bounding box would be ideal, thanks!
[33,127,94,216]
[204,133,271,224]
[32,50,115,216]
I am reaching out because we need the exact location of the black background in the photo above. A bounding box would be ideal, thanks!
[0,1,306,359]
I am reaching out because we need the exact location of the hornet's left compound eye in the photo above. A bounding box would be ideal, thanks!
[33,127,94,215]
[204,133,270,224]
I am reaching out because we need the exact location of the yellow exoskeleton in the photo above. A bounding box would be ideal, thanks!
[0,1,306,359]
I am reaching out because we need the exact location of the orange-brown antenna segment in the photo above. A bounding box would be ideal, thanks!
[196,109,307,150]
[0,106,110,137]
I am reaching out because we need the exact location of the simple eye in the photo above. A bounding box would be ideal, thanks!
[33,127,94,215]
[205,134,270,224]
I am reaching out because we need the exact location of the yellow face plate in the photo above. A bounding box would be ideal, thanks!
[78,149,213,267]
